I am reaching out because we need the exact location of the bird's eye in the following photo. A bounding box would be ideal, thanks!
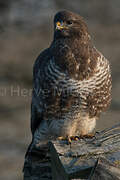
[67,20,73,25]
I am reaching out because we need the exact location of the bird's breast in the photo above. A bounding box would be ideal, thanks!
[41,53,111,119]
[43,57,94,119]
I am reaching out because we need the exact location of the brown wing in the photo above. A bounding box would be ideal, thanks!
[87,53,112,118]
[31,48,51,135]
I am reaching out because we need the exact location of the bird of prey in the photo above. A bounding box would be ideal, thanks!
[30,10,112,147]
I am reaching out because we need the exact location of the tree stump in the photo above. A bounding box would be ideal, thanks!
[23,123,120,179]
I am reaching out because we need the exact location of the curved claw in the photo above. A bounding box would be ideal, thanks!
[57,136,79,145]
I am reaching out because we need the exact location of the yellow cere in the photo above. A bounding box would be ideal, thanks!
[56,21,64,30]
[56,21,61,27]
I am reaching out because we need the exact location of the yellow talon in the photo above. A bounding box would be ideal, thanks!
[58,136,80,142]
[74,137,79,141]
[58,136,69,141]
[79,133,95,139]
[68,137,72,144]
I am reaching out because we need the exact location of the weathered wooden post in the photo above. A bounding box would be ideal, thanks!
[23,124,120,180]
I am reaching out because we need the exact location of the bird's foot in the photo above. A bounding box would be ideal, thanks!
[58,136,79,144]
[58,136,71,145]
[69,136,79,141]
[58,136,67,141]
[79,133,95,139]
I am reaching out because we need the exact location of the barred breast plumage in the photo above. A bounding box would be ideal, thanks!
[29,10,112,147]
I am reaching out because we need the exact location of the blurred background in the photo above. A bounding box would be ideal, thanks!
[0,0,120,179]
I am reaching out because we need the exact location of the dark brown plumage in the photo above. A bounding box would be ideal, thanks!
[28,10,112,150]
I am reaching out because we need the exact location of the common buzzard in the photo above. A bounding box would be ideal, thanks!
[29,10,112,150]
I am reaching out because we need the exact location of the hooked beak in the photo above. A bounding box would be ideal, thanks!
[56,21,64,30]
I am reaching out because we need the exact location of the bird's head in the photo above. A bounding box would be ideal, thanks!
[54,10,89,40]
